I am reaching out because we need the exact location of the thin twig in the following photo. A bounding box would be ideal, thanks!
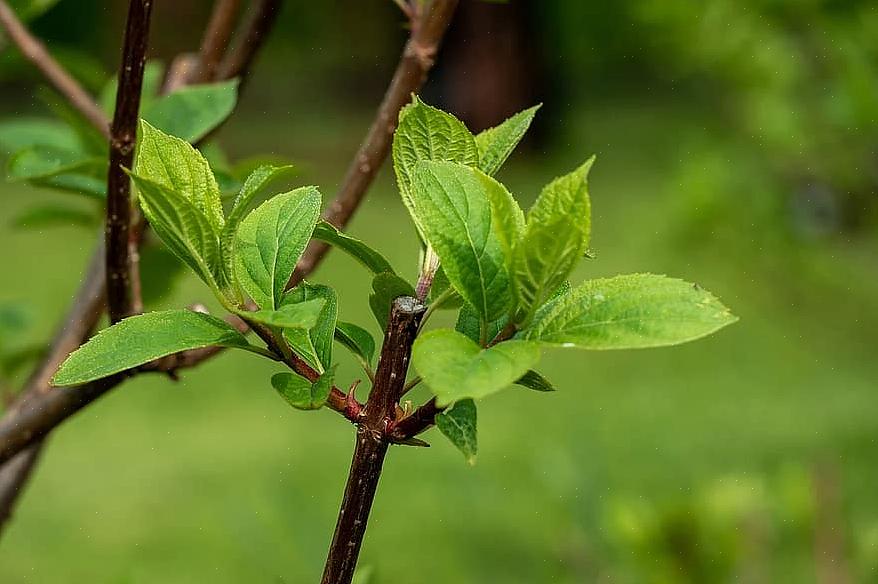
[291,0,461,285]
[0,0,109,137]
[106,0,155,323]
[192,0,243,83]
[217,0,281,84]
[0,443,43,535]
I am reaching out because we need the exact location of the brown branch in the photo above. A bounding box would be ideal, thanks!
[106,0,155,324]
[321,297,425,584]
[192,0,243,83]
[0,0,109,137]
[217,0,281,84]
[291,0,460,285]
[0,443,43,535]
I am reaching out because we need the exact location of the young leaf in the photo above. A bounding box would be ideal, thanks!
[368,272,416,329]
[515,370,555,392]
[523,274,738,349]
[410,161,512,322]
[52,310,258,386]
[271,366,336,411]
[455,302,507,346]
[312,221,395,275]
[142,79,239,143]
[475,104,540,176]
[392,96,478,231]
[436,399,478,465]
[512,157,594,324]
[135,120,225,230]
[129,173,223,290]
[0,118,81,152]
[283,283,337,371]
[233,187,321,309]
[412,329,540,406]
[238,298,325,330]
[335,322,376,367]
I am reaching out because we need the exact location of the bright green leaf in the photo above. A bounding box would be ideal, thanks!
[523,274,738,349]
[412,329,540,406]
[52,310,258,386]
[512,157,594,324]
[312,221,395,275]
[475,104,540,176]
[436,398,478,464]
[369,272,415,329]
[335,322,376,367]
[238,298,325,330]
[455,301,507,346]
[410,161,511,322]
[392,96,478,232]
[0,118,81,152]
[7,146,104,182]
[271,366,336,411]
[283,283,337,371]
[142,79,238,144]
[233,187,321,309]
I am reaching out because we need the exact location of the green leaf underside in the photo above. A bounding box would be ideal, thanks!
[238,298,325,330]
[515,369,555,392]
[271,366,335,410]
[513,157,594,323]
[283,283,337,371]
[392,96,478,232]
[130,174,222,290]
[369,272,416,329]
[436,398,478,464]
[411,161,511,322]
[523,274,738,349]
[233,187,321,310]
[475,104,540,176]
[312,221,395,275]
[334,322,376,366]
[142,79,239,143]
[412,329,540,406]
[135,120,224,230]
[52,310,254,386]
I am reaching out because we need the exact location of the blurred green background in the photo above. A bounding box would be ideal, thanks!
[0,0,877,582]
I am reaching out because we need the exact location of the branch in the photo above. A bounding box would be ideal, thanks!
[291,0,460,284]
[105,0,155,324]
[192,0,243,83]
[321,297,425,584]
[0,0,109,137]
[217,0,281,85]
[0,443,43,535]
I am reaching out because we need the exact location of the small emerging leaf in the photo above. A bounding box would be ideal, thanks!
[412,329,540,406]
[436,399,478,464]
[523,274,738,349]
[53,310,257,386]
[271,366,336,410]
[515,370,555,392]
[475,104,540,176]
[233,187,321,309]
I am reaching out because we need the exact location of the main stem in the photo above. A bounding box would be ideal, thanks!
[321,297,425,584]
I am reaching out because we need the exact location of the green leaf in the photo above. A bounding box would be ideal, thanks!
[233,187,321,309]
[7,146,104,182]
[139,246,187,305]
[369,272,415,329]
[30,172,106,198]
[0,118,81,152]
[12,204,97,230]
[135,120,224,230]
[129,173,222,291]
[271,366,336,411]
[429,266,463,309]
[436,398,478,465]
[6,0,60,21]
[523,274,738,349]
[412,329,540,406]
[512,157,594,324]
[515,369,555,392]
[392,96,478,232]
[410,161,511,322]
[475,104,540,176]
[100,60,165,115]
[283,283,337,371]
[238,298,325,330]
[142,79,239,143]
[312,221,395,275]
[52,310,258,386]
[335,322,376,367]
[455,302,507,346]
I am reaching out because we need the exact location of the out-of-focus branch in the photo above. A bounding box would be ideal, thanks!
[217,0,280,85]
[192,0,243,83]
[0,444,43,535]
[0,0,109,137]
[291,0,460,284]
[106,0,155,324]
